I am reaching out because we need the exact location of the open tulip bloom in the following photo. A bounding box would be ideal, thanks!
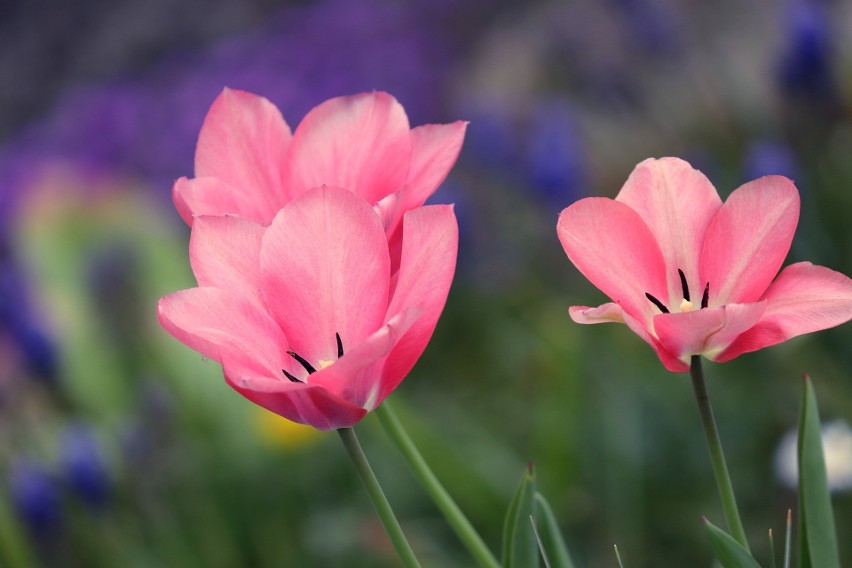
[158,186,458,430]
[557,157,852,372]
[172,88,466,268]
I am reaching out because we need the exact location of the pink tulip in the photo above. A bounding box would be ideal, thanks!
[557,157,852,372]
[159,186,458,429]
[173,88,466,266]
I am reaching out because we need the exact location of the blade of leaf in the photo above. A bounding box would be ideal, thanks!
[529,516,551,568]
[702,517,762,568]
[769,529,776,568]
[502,465,538,568]
[797,376,840,568]
[532,493,576,568]
[783,510,791,568]
[614,545,625,568]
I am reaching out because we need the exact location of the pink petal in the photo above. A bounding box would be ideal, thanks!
[282,92,412,204]
[557,197,669,325]
[653,302,766,365]
[260,186,390,364]
[388,122,468,234]
[570,303,688,371]
[380,205,458,399]
[157,287,288,377]
[189,216,265,305]
[309,307,421,411]
[717,262,852,361]
[194,88,291,214]
[700,176,799,305]
[173,176,272,226]
[616,157,722,307]
[223,363,366,430]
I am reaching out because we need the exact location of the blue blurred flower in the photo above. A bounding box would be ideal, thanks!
[0,256,57,383]
[742,138,799,181]
[60,423,111,508]
[8,458,61,536]
[525,101,587,211]
[776,0,835,101]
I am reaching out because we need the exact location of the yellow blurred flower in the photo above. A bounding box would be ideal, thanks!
[254,407,324,449]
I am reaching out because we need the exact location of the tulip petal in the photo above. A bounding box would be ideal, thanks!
[173,176,272,225]
[157,287,288,377]
[223,362,366,430]
[380,205,458,399]
[194,88,290,215]
[616,157,722,306]
[717,262,852,361]
[309,307,421,411]
[700,176,799,305]
[654,302,766,364]
[283,92,411,204]
[260,186,390,364]
[558,197,669,325]
[189,215,265,305]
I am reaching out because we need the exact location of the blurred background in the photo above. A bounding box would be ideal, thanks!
[1,0,851,565]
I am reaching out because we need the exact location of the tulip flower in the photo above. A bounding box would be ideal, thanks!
[172,88,466,266]
[159,186,457,430]
[557,157,852,372]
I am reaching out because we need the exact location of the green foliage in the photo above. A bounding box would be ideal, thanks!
[703,518,762,568]
[797,377,840,568]
[502,465,538,568]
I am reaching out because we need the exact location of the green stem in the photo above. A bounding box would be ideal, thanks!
[689,356,749,551]
[375,401,501,568]
[337,427,422,568]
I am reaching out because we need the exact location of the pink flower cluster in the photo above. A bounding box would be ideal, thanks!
[158,89,466,429]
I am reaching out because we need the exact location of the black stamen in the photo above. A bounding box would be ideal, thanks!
[287,351,317,374]
[282,369,303,383]
[336,332,344,358]
[701,283,710,309]
[645,292,670,313]
[678,269,690,302]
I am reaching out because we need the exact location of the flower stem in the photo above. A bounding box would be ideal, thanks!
[337,427,422,568]
[375,401,501,568]
[689,356,749,551]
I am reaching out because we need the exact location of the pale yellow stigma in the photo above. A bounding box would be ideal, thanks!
[680,298,694,313]
[317,358,335,370]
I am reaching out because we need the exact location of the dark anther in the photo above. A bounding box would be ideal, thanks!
[336,332,344,358]
[282,369,303,383]
[701,283,710,309]
[678,269,690,301]
[645,292,670,313]
[287,351,317,374]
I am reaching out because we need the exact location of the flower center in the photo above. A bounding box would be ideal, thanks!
[644,269,710,314]
[282,333,344,383]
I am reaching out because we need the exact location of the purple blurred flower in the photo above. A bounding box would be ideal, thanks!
[742,138,800,181]
[8,459,61,536]
[776,0,835,101]
[525,101,587,210]
[60,423,110,508]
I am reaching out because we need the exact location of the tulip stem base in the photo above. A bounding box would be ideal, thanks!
[689,356,749,550]
[375,400,501,568]
[337,426,422,568]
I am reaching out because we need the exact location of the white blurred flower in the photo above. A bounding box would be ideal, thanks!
[774,419,852,492]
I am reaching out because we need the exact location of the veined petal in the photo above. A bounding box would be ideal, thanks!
[157,287,288,377]
[569,303,626,324]
[654,302,766,365]
[558,197,669,325]
[616,157,722,306]
[700,176,799,305]
[388,122,468,233]
[222,362,366,430]
[309,307,421,411]
[717,262,852,362]
[282,92,411,204]
[195,88,290,213]
[381,205,458,399]
[189,215,265,305]
[260,186,390,364]
[173,176,273,226]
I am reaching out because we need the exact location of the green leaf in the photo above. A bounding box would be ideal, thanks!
[532,493,575,568]
[797,376,840,568]
[703,517,762,568]
[502,465,538,568]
